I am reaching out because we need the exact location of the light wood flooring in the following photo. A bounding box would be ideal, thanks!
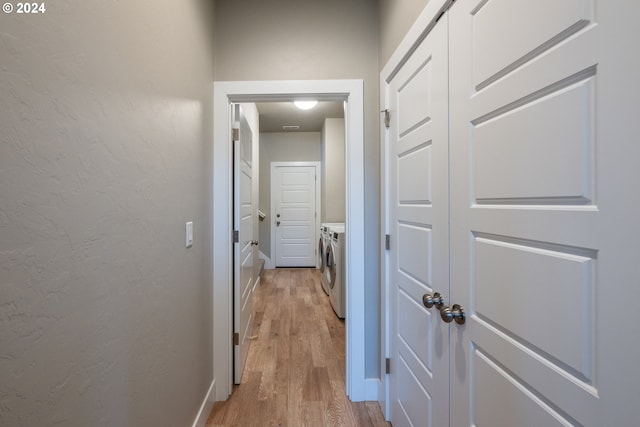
[206,268,390,427]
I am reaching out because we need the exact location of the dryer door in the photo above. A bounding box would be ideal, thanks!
[318,235,325,273]
[326,242,336,289]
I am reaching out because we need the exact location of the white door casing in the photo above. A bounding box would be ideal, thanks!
[382,0,640,425]
[233,105,254,384]
[213,80,366,401]
[386,12,450,427]
[271,163,320,268]
[449,0,640,425]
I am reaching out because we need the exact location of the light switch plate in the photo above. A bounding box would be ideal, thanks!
[186,221,193,248]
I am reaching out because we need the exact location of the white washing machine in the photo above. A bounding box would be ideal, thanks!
[320,222,343,295]
[326,226,345,318]
[318,224,326,277]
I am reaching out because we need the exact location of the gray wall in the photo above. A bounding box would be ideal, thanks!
[215,0,381,379]
[258,132,321,259]
[0,1,215,425]
[379,0,432,68]
[321,118,346,223]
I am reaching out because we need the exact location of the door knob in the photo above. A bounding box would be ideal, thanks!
[276,221,280,226]
[422,292,444,309]
[251,240,259,246]
[440,304,466,325]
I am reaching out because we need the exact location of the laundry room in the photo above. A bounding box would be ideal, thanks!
[253,100,347,318]
[255,101,345,271]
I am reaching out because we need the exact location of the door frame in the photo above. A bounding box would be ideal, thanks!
[270,161,321,268]
[212,80,366,401]
[379,0,452,417]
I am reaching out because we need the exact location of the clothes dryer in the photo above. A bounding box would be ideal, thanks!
[318,224,325,275]
[319,223,343,295]
[326,227,346,318]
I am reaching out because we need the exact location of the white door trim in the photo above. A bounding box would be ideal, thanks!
[270,161,321,269]
[212,79,366,401]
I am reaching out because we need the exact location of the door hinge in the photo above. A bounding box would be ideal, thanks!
[385,234,391,250]
[381,109,391,129]
[233,230,239,243]
[385,358,391,374]
[233,332,239,346]
[232,128,239,142]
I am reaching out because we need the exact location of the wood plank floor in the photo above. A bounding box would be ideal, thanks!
[206,268,390,427]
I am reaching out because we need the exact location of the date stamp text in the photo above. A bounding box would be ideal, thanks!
[3,3,47,14]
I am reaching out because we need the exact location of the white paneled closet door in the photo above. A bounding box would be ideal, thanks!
[386,13,450,427]
[449,0,640,425]
[384,0,640,425]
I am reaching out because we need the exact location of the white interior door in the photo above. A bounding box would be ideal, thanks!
[233,105,255,384]
[386,14,450,427]
[272,164,319,267]
[449,0,640,425]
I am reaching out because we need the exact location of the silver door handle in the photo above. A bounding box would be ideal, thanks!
[276,221,280,226]
[440,304,466,325]
[422,292,444,310]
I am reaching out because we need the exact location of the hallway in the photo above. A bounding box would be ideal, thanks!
[206,269,389,427]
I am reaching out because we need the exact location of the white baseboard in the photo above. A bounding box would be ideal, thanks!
[191,379,215,427]
[365,377,380,401]
[259,251,275,269]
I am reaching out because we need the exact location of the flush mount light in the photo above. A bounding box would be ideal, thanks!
[293,100,318,110]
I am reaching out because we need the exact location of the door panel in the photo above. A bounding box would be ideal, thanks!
[398,60,432,136]
[233,105,255,384]
[398,144,432,203]
[274,165,317,267]
[387,13,449,427]
[474,236,595,379]
[450,0,640,426]
[473,78,594,203]
[471,0,591,89]
[473,351,575,427]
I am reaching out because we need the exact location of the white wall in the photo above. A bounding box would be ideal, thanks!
[0,1,215,425]
[321,118,346,222]
[258,132,321,259]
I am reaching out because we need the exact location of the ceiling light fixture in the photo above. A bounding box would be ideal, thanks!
[293,100,318,110]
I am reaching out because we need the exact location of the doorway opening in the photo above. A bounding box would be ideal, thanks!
[212,80,367,402]
[256,100,345,271]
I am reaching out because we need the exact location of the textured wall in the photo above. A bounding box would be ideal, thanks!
[0,1,215,425]
[215,0,381,379]
[258,132,321,260]
[379,0,431,68]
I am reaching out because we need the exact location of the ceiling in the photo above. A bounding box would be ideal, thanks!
[255,101,344,133]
